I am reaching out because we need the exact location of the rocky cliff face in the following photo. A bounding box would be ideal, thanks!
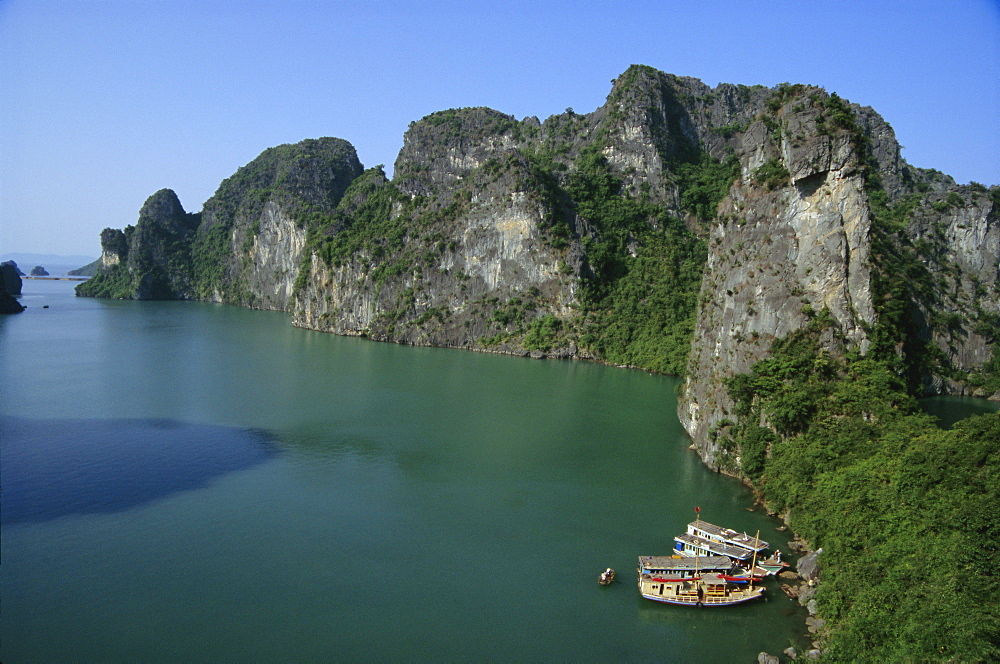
[190,137,362,310]
[0,261,25,314]
[293,155,585,351]
[1,261,24,296]
[671,81,998,466]
[77,188,199,300]
[902,185,999,394]
[78,65,999,466]
[80,138,361,306]
[676,88,882,465]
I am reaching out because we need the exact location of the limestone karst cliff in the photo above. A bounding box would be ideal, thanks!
[1,261,25,313]
[79,65,999,466]
[78,138,362,307]
[76,188,200,300]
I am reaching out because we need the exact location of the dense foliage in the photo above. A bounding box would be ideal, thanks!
[725,318,1000,660]
[75,262,136,299]
[570,148,733,374]
[77,218,196,300]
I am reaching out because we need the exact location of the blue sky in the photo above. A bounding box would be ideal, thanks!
[2,0,997,257]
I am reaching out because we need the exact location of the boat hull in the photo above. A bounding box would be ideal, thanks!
[639,589,765,606]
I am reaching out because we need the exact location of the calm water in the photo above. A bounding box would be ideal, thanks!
[919,394,1000,428]
[1,281,817,662]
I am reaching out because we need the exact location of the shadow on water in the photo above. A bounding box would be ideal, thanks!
[1,417,280,525]
[918,395,1000,429]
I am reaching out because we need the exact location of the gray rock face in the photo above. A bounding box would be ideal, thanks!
[139,188,192,234]
[677,93,878,465]
[196,137,364,309]
[393,108,524,199]
[906,187,999,388]
[0,261,25,314]
[797,548,822,582]
[240,202,308,311]
[99,228,128,269]
[129,189,199,300]
[797,582,818,606]
[674,84,999,462]
[1,261,23,296]
[82,138,363,305]
[294,154,583,346]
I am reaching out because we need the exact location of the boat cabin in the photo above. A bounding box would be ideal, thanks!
[637,555,734,579]
[673,533,753,561]
[686,520,769,553]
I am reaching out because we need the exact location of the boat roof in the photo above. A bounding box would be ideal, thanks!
[675,533,753,560]
[638,555,733,572]
[651,572,730,586]
[688,520,769,550]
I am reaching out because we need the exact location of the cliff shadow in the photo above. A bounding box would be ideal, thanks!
[1,417,280,525]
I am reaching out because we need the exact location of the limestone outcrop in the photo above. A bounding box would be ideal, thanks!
[1,261,24,296]
[0,261,25,313]
[76,66,999,461]
[77,188,200,300]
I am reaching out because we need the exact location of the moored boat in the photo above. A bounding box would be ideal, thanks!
[599,568,615,585]
[755,551,789,576]
[637,571,765,606]
[686,519,769,554]
[673,532,755,561]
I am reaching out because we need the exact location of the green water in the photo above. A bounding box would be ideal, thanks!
[1,280,815,662]
[919,394,1000,428]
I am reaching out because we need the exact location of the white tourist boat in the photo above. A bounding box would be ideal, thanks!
[673,517,770,563]
[686,520,769,553]
[672,532,755,561]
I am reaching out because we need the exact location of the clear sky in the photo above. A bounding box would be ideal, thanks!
[2,0,997,257]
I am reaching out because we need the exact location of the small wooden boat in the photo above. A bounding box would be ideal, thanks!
[599,568,616,585]
[755,551,789,576]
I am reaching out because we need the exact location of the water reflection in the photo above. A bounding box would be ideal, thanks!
[1,417,279,524]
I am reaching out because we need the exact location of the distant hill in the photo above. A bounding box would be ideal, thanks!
[0,253,98,277]
[68,258,101,276]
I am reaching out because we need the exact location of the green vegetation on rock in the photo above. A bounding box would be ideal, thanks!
[717,92,999,658]
[570,147,732,374]
[724,321,999,660]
